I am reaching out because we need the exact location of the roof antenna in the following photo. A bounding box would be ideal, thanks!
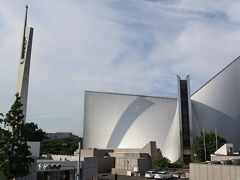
[21,5,28,59]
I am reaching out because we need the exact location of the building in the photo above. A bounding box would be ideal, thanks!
[83,76,191,163]
[46,132,74,139]
[83,56,240,163]
[191,56,240,150]
[78,141,158,176]
[190,143,240,180]
[19,158,98,180]
[15,143,98,180]
[35,158,98,180]
[83,90,181,162]
[79,148,115,173]
[16,6,34,122]
[110,141,159,176]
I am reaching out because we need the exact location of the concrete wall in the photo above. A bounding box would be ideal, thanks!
[94,149,114,157]
[81,149,95,159]
[111,151,151,176]
[50,154,78,161]
[80,149,114,159]
[211,155,240,161]
[82,157,98,180]
[113,149,140,153]
[190,163,240,180]
[140,141,159,166]
[112,168,128,176]
[115,157,138,170]
[112,157,150,176]
[80,149,115,173]
[97,157,115,173]
[138,158,151,176]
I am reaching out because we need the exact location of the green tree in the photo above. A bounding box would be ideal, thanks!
[41,136,82,155]
[21,122,47,142]
[0,94,33,180]
[192,131,227,162]
[168,159,184,169]
[154,157,170,170]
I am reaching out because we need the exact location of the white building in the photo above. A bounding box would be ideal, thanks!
[83,56,240,163]
[83,91,181,162]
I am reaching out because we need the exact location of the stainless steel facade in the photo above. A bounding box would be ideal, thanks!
[83,56,240,161]
[83,91,181,162]
[191,56,240,150]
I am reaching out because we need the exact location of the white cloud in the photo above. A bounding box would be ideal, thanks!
[1,0,240,136]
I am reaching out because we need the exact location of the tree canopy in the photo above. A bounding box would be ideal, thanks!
[41,136,82,155]
[21,122,47,142]
[154,157,184,170]
[0,94,33,179]
[192,131,227,162]
[154,157,170,170]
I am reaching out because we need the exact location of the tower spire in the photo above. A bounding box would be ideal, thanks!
[17,5,34,122]
[21,5,28,59]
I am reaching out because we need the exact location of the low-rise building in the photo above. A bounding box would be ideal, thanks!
[79,141,159,176]
[190,143,240,180]
[15,142,98,180]
[46,132,74,139]
[79,148,115,173]
[110,141,159,176]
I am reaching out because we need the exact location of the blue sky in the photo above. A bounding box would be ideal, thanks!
[1,0,240,136]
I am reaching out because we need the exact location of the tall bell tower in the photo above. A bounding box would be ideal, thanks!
[16,5,34,122]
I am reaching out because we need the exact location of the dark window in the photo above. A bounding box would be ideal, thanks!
[180,80,191,163]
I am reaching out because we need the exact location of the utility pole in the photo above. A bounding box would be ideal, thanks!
[77,142,81,180]
[203,128,207,161]
[215,128,218,151]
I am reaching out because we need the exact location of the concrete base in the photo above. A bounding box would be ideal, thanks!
[190,163,240,180]
[112,168,128,175]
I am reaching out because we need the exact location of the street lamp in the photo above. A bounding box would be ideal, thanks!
[194,154,197,163]
[77,141,81,180]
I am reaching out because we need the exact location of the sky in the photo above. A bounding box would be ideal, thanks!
[1,0,240,136]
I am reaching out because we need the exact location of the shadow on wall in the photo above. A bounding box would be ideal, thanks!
[192,100,240,149]
[107,97,154,148]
